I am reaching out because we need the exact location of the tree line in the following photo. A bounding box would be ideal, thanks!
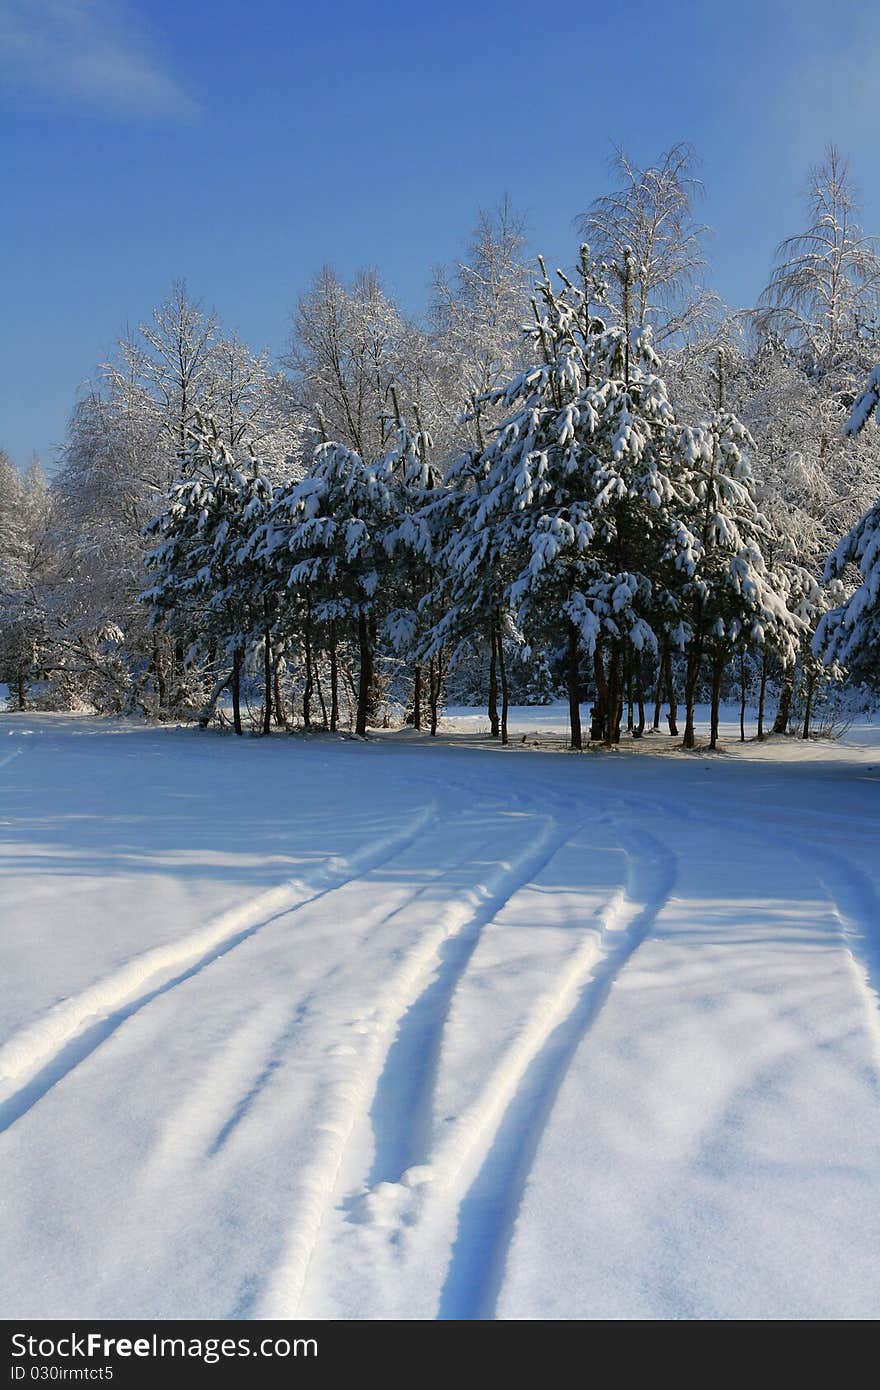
[2,144,880,745]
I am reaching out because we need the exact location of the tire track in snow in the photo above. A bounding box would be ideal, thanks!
[432,823,677,1319]
[0,801,439,1134]
[255,811,576,1319]
[361,784,598,1191]
[143,810,527,1175]
[362,916,500,1191]
[326,819,675,1320]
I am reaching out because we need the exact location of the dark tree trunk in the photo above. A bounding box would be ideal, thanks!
[428,657,436,736]
[591,645,608,742]
[152,638,166,713]
[683,643,702,749]
[567,625,582,750]
[757,649,768,740]
[600,642,620,750]
[497,628,509,746]
[488,621,500,738]
[606,645,623,747]
[368,616,381,726]
[739,650,747,742]
[356,612,372,737]
[262,627,272,736]
[604,655,615,748]
[273,656,286,728]
[342,664,358,727]
[231,651,242,736]
[709,652,724,750]
[428,650,443,737]
[329,623,339,733]
[802,672,816,739]
[625,657,634,734]
[635,657,645,739]
[773,673,794,735]
[315,658,328,730]
[173,640,185,692]
[653,652,664,730]
[413,663,422,731]
[664,647,679,737]
[302,620,314,730]
[16,669,26,711]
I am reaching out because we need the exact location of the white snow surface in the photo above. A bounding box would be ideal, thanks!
[1,705,880,1321]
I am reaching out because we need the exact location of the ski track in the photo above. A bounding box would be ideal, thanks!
[255,809,576,1319]
[0,800,440,1134]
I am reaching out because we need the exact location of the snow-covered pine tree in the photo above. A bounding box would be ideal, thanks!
[437,246,694,750]
[721,339,828,735]
[379,390,446,732]
[253,429,397,736]
[142,416,274,732]
[577,249,695,745]
[674,354,810,748]
[412,408,520,744]
[814,503,880,688]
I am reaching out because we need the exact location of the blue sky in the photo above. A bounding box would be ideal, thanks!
[1,0,878,470]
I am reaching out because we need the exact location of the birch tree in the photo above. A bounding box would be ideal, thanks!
[580,142,719,345]
[754,146,880,382]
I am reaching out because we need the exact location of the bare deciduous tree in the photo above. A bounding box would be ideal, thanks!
[286,267,405,459]
[137,279,219,456]
[580,141,719,343]
[754,146,880,378]
[208,332,307,480]
[432,196,532,402]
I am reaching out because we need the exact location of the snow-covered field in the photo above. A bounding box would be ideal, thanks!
[1,705,879,1320]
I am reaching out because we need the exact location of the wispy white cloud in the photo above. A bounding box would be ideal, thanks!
[0,0,200,122]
